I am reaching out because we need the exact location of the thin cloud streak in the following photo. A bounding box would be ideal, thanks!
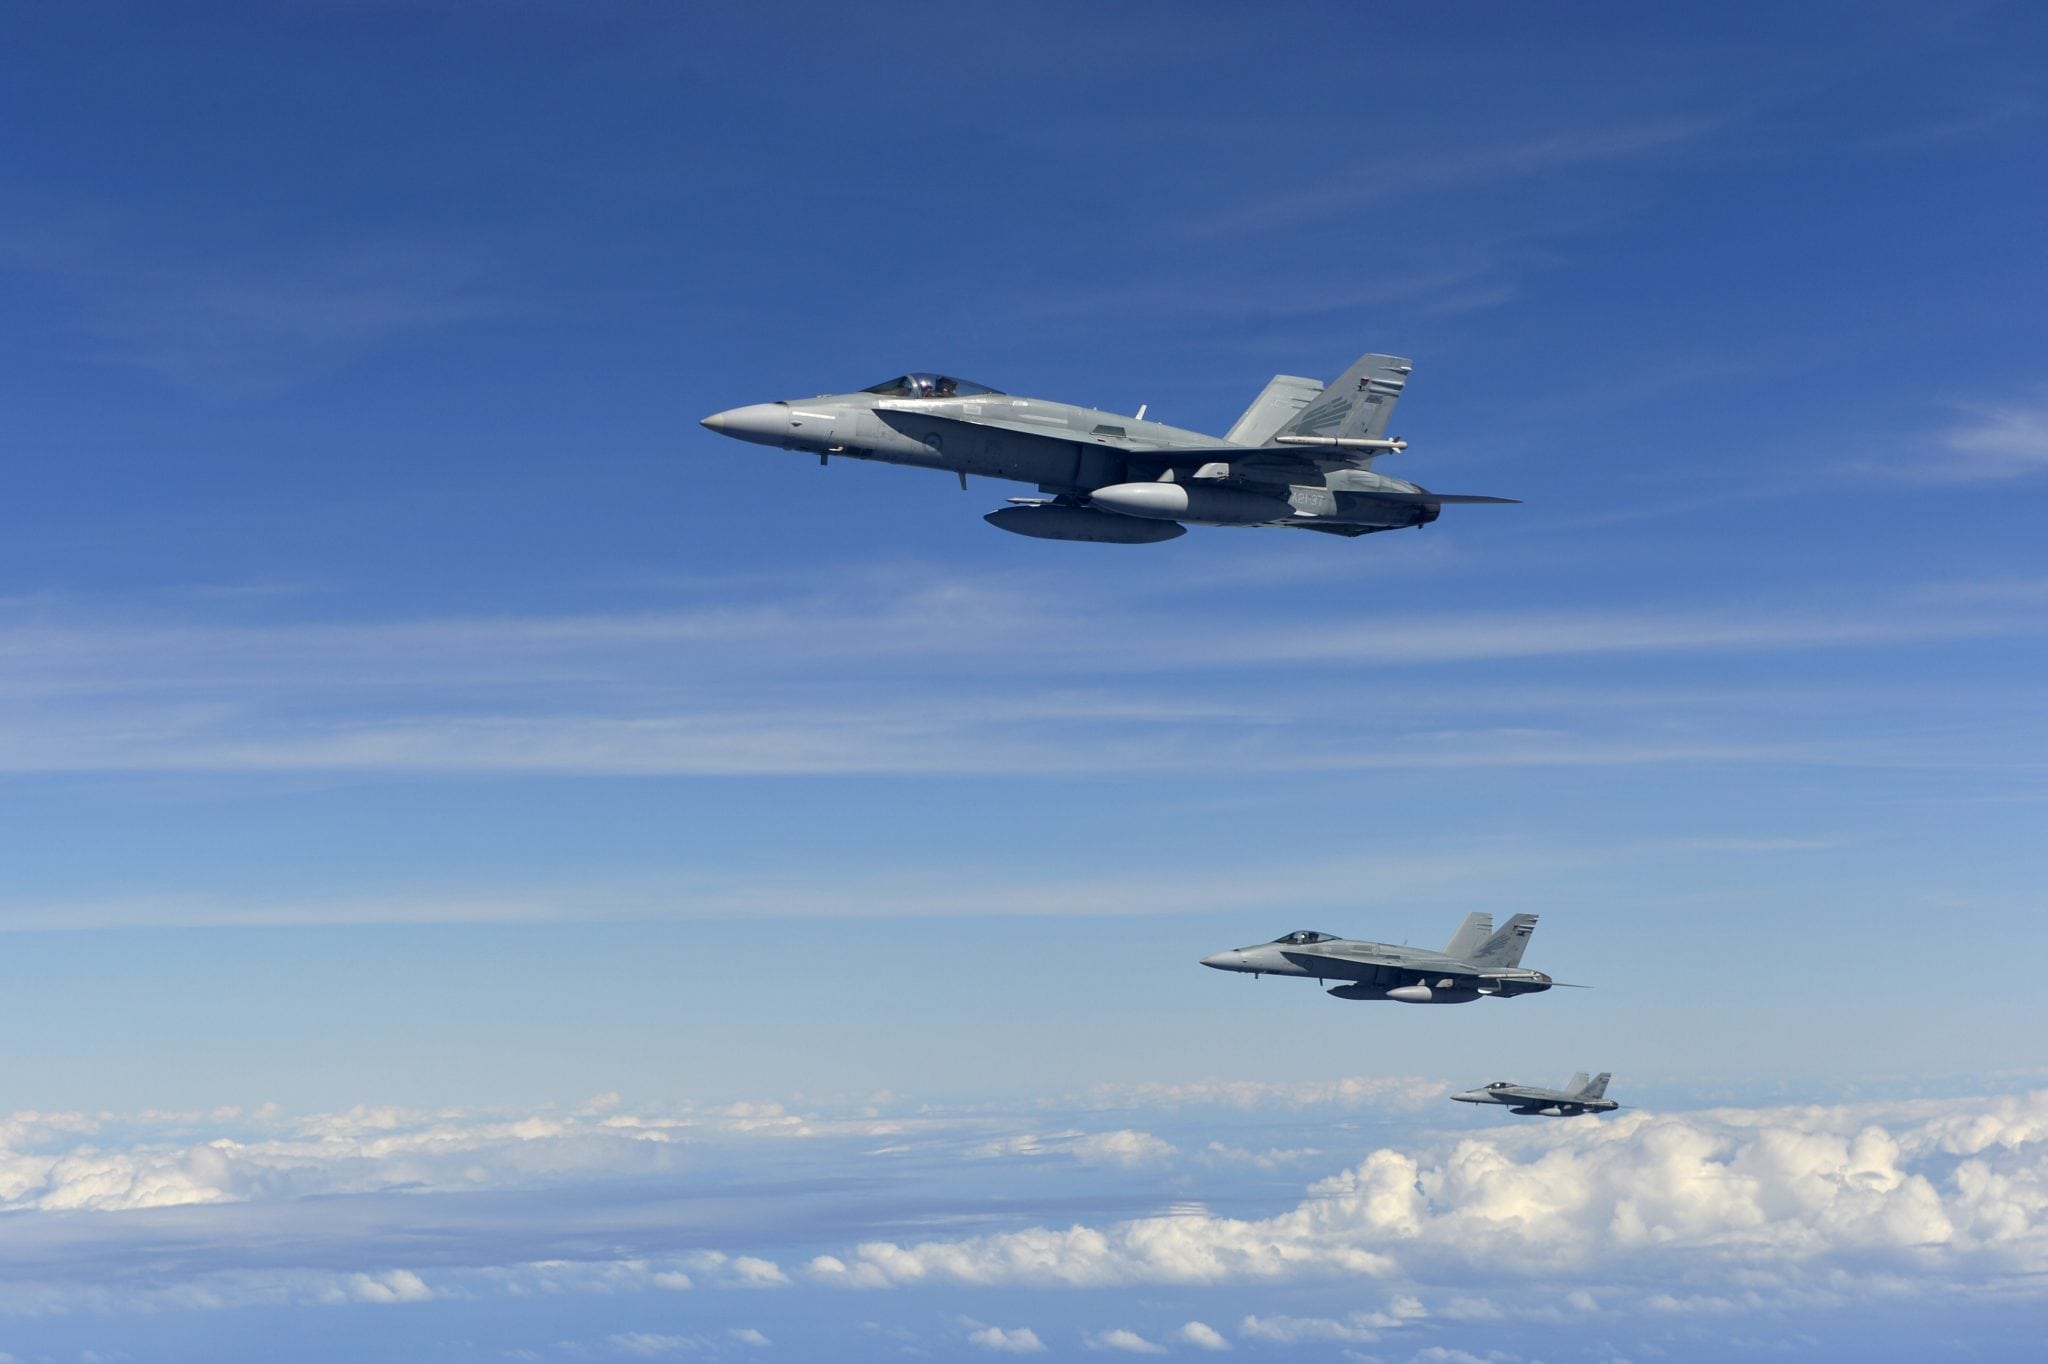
[0,704,1984,778]
[0,835,1828,930]
[0,576,2038,776]
[0,580,2034,690]
[1846,396,2048,485]
[1192,117,1723,236]
[0,207,507,396]
[1929,399,2048,482]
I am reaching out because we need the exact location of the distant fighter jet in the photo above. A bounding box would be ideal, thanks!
[700,354,1515,542]
[1451,1073,1618,1117]
[1199,914,1564,1004]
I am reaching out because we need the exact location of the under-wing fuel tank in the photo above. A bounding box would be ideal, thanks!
[983,504,1186,544]
[1086,482,1294,524]
[1328,982,1485,1004]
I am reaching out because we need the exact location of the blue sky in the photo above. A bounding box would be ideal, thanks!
[2,2,2046,1360]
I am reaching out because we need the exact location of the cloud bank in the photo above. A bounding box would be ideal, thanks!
[810,1090,2048,1300]
[2,1086,2044,1341]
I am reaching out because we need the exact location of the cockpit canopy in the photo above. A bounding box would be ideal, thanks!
[1487,1081,1513,1090]
[861,373,1003,399]
[1272,930,1337,945]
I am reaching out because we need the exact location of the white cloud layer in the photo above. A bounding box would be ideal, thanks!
[809,1091,2048,1298]
[1076,1076,1447,1113]
[970,1129,1177,1166]
[5,1087,2047,1332]
[0,1097,972,1215]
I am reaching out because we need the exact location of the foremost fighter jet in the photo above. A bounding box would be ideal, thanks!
[700,354,1514,543]
[1199,914,1565,1004]
[1451,1073,1618,1117]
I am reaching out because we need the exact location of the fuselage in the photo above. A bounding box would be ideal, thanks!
[1200,931,1553,1004]
[700,381,1443,537]
[1451,1083,1618,1115]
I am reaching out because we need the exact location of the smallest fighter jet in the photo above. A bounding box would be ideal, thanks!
[1451,1073,1618,1117]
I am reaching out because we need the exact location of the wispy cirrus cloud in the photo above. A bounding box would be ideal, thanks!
[1192,117,1724,237]
[0,572,2036,778]
[0,834,1822,929]
[1927,398,2048,482]
[1850,396,2048,484]
[0,206,506,397]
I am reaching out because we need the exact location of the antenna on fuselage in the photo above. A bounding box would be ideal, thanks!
[1135,404,1147,420]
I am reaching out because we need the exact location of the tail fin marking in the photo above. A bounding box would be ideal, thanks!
[1470,913,1538,968]
[1269,353,1411,446]
[1577,1072,1611,1100]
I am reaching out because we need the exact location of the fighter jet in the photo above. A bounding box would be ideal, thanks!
[700,354,1515,543]
[1199,914,1564,1003]
[1451,1073,1618,1117]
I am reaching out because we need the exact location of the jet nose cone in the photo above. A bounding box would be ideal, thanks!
[1200,952,1237,970]
[698,403,789,445]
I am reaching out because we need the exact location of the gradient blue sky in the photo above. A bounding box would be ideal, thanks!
[2,3,2046,1360]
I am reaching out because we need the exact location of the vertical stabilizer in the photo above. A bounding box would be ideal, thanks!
[1564,1072,1590,1097]
[1226,374,1324,446]
[1577,1072,1611,1100]
[1269,353,1410,445]
[1442,912,1495,961]
[1470,913,1538,968]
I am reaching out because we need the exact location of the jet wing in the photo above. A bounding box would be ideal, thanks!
[871,404,1219,455]
[1096,448,1519,503]
[874,408,1518,504]
[1141,447,1311,470]
[874,407,1287,466]
[1283,952,1485,987]
[1277,950,1383,980]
